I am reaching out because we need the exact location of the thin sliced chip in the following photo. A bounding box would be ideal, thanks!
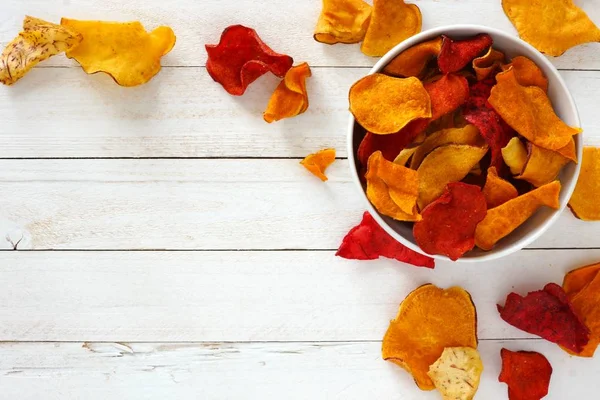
[417,144,488,210]
[475,180,561,250]
[336,211,434,268]
[413,183,487,260]
[264,62,311,123]
[498,283,590,353]
[563,262,600,297]
[383,36,443,78]
[361,0,422,57]
[556,138,577,163]
[428,347,483,400]
[517,143,570,187]
[382,284,478,390]
[503,55,548,92]
[499,349,552,400]
[483,167,519,208]
[205,25,293,95]
[438,34,493,74]
[489,68,581,151]
[349,74,431,134]
[1,16,82,85]
[569,147,600,221]
[502,137,528,175]
[502,0,600,56]
[564,266,600,357]
[393,147,417,166]
[62,19,175,87]
[300,148,335,181]
[473,47,505,81]
[314,0,372,44]
[425,74,470,121]
[410,125,481,170]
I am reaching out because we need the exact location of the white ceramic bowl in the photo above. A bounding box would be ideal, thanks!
[347,25,583,263]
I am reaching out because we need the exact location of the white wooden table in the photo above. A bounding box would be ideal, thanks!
[1,0,599,398]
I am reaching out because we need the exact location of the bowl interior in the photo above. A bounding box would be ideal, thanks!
[349,25,582,263]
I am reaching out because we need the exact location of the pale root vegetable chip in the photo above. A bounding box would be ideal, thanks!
[61,19,176,87]
[417,144,488,210]
[349,74,431,134]
[502,137,528,175]
[264,62,312,123]
[517,143,570,187]
[475,180,561,250]
[366,151,421,221]
[502,0,600,56]
[489,69,581,151]
[569,147,600,221]
[565,268,600,357]
[473,47,505,81]
[300,148,335,181]
[383,36,443,78]
[503,56,548,92]
[410,124,481,169]
[314,0,372,44]
[0,16,82,85]
[382,284,478,390]
[361,0,422,57]
[483,167,519,208]
[393,147,418,166]
[428,347,483,400]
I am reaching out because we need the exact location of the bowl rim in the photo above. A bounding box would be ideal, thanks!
[347,24,583,263]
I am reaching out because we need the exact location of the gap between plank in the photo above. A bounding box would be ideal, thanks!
[0,248,598,252]
[0,338,542,344]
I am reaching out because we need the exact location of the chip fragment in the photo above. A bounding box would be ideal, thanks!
[438,34,493,74]
[473,47,505,81]
[314,0,372,44]
[264,62,311,123]
[499,349,552,400]
[503,56,548,92]
[517,143,570,187]
[383,36,443,78]
[428,347,483,400]
[569,147,600,221]
[483,167,519,208]
[0,16,82,85]
[502,137,528,175]
[62,18,175,87]
[410,124,481,169]
[300,148,335,181]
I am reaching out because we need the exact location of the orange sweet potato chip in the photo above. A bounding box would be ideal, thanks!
[503,56,548,92]
[517,143,570,187]
[473,47,505,81]
[489,69,581,151]
[264,62,311,123]
[361,0,422,57]
[366,151,420,221]
[349,74,431,134]
[382,284,478,390]
[501,137,528,175]
[569,147,600,221]
[410,125,481,169]
[475,180,561,250]
[483,167,518,208]
[314,0,372,44]
[556,138,577,164]
[502,0,600,56]
[563,262,600,297]
[300,148,335,181]
[62,19,175,87]
[383,36,442,78]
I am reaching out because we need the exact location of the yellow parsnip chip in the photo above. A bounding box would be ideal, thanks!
[517,143,570,187]
[0,16,82,85]
[383,36,443,78]
[264,62,312,123]
[361,0,422,57]
[483,167,518,208]
[503,56,548,92]
[300,148,335,181]
[410,125,481,170]
[428,347,483,400]
[502,137,528,175]
[473,47,505,81]
[61,19,176,87]
[569,147,600,221]
[314,0,372,44]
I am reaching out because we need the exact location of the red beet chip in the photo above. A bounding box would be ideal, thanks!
[206,25,293,95]
[499,349,553,400]
[336,212,435,268]
[438,33,493,74]
[357,120,427,166]
[498,283,591,353]
[424,73,470,120]
[413,182,487,261]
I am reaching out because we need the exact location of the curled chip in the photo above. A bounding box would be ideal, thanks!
[517,143,570,187]
[357,120,428,166]
[205,25,293,95]
[300,148,335,181]
[475,180,561,250]
[499,349,552,400]
[483,167,519,208]
[366,151,420,221]
[314,0,372,44]
[361,0,422,57]
[0,16,82,85]
[383,36,443,78]
[503,56,548,92]
[264,62,311,123]
[349,74,431,134]
[382,284,478,390]
[336,211,434,268]
[428,347,483,400]
[425,74,470,121]
[393,147,418,166]
[498,283,590,353]
[410,125,481,169]
[489,68,581,151]
[473,47,505,81]
[569,147,600,221]
[417,144,488,210]
[438,34,493,74]
[563,262,600,297]
[62,19,175,87]
[502,137,528,175]
[413,183,487,261]
[502,0,600,56]
[557,138,577,163]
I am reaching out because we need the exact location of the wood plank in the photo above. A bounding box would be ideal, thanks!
[0,340,598,399]
[0,249,599,341]
[0,69,598,158]
[1,0,599,70]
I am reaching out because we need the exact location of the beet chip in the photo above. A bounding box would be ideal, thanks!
[336,212,434,268]
[499,349,552,400]
[357,120,427,167]
[424,73,470,121]
[206,25,293,95]
[498,283,590,353]
[413,182,487,261]
[438,34,493,74]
